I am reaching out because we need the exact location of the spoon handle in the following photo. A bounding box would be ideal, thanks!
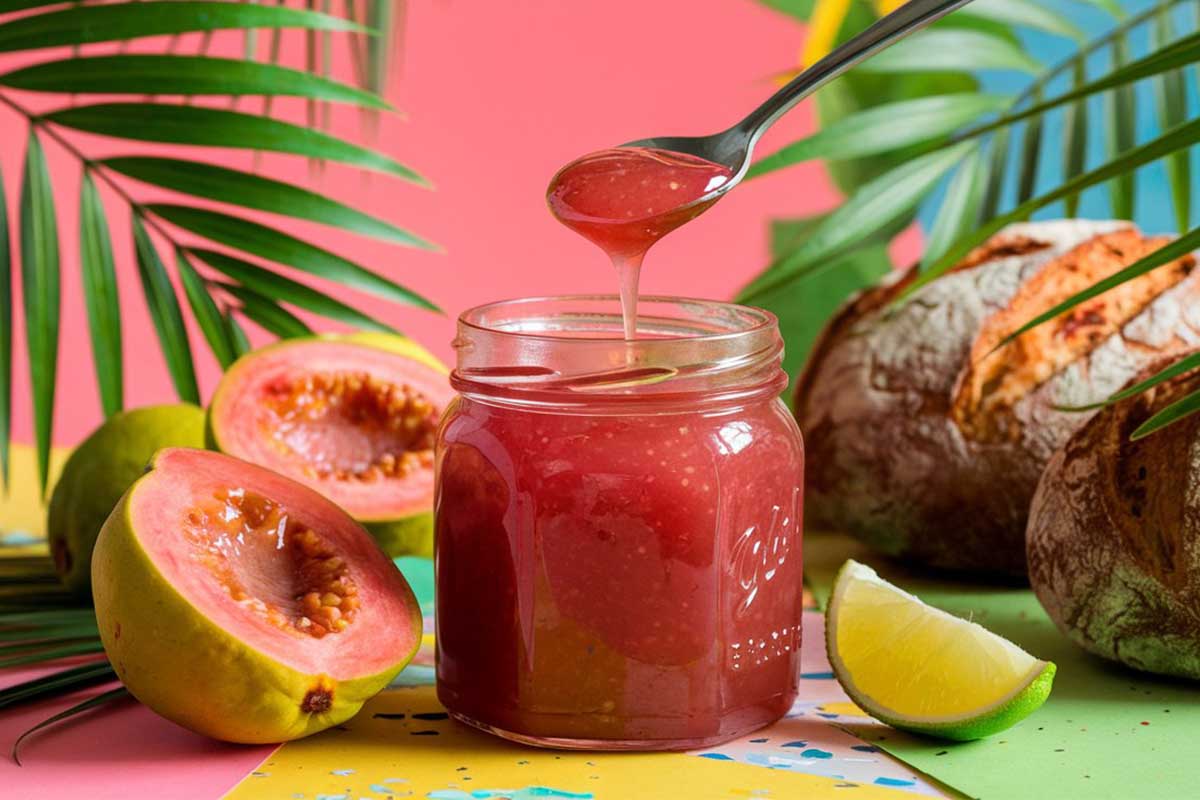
[737,0,977,144]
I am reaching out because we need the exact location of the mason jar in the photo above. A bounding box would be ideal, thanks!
[434,295,805,750]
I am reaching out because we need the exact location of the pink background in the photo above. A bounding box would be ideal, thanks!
[0,0,877,448]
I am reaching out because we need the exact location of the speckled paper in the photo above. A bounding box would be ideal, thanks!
[224,681,925,800]
[806,532,1200,800]
[226,600,944,799]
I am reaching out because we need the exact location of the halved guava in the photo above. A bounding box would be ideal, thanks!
[207,333,454,557]
[92,447,422,743]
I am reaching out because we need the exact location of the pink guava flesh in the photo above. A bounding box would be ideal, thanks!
[209,340,454,522]
[128,448,420,680]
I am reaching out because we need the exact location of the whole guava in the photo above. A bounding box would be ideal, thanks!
[48,404,206,596]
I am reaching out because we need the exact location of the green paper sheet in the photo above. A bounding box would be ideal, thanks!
[804,532,1200,800]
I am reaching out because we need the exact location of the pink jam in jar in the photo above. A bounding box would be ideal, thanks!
[434,296,805,750]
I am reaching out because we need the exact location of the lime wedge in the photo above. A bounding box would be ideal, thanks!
[826,560,1055,741]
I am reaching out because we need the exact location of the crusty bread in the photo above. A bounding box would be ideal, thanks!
[796,220,1200,576]
[1027,356,1200,678]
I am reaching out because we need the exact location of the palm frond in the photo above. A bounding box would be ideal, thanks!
[0,162,10,490]
[13,687,128,765]
[78,173,123,418]
[751,0,1200,437]
[0,0,433,497]
[0,662,113,712]
[19,131,59,498]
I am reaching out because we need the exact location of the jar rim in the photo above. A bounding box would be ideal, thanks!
[451,295,786,408]
[457,294,778,343]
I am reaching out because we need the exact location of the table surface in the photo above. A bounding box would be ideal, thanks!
[0,553,944,800]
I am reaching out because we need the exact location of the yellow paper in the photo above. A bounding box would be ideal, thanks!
[227,685,909,799]
[0,443,68,550]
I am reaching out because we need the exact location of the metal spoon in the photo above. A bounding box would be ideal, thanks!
[624,0,977,199]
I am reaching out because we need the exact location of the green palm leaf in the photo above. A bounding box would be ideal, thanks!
[922,146,988,267]
[13,687,128,766]
[0,163,9,489]
[748,93,1007,179]
[0,55,390,108]
[739,142,974,302]
[188,248,395,334]
[1014,89,1044,204]
[1061,61,1089,217]
[367,0,395,98]
[19,130,59,497]
[857,29,1042,74]
[1133,388,1200,439]
[101,157,430,247]
[132,215,200,404]
[979,128,1011,220]
[1083,0,1127,18]
[0,1,78,11]
[1105,37,1138,219]
[0,662,114,712]
[0,1,363,53]
[1152,8,1192,232]
[959,0,1084,41]
[910,116,1200,296]
[148,204,437,310]
[0,641,105,669]
[225,310,252,358]
[1063,351,1200,412]
[78,172,123,418]
[221,283,313,338]
[175,249,237,369]
[754,215,890,379]
[958,28,1200,140]
[44,103,427,185]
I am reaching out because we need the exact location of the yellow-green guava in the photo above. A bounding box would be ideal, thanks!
[92,447,422,743]
[48,404,206,596]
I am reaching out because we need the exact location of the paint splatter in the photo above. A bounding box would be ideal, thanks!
[375,713,407,720]
[411,729,440,736]
[414,712,451,721]
[873,777,916,787]
[426,788,593,800]
[780,741,807,748]
[370,786,395,795]
[850,745,879,753]
[800,671,835,679]
[330,769,356,776]
[800,749,833,759]
[698,753,735,760]
[749,738,769,744]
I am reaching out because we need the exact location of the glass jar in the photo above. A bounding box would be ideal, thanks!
[434,296,805,750]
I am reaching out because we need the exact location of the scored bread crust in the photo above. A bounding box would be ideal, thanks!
[796,220,1200,576]
[1027,357,1200,678]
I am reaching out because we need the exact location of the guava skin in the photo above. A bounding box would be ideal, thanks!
[47,404,206,597]
[92,448,422,744]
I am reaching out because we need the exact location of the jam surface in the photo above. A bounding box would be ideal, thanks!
[435,397,805,746]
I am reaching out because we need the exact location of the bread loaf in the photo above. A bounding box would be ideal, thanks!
[796,220,1200,576]
[1027,357,1200,678]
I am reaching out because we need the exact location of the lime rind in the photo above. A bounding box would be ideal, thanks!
[826,559,1056,742]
